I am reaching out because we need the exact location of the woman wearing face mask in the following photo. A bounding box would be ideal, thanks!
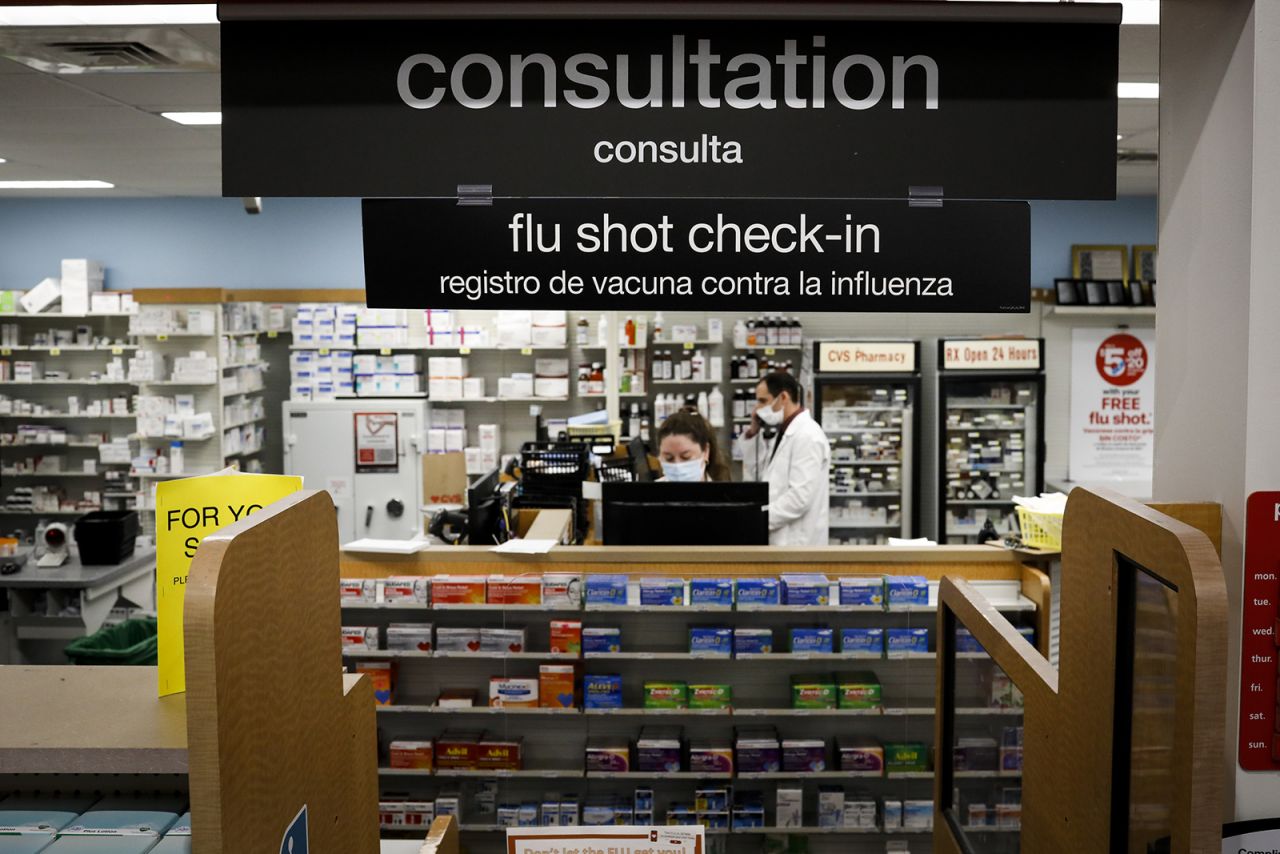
[656,409,731,482]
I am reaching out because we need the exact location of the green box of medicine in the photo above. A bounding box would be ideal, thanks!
[688,683,732,709]
[836,671,883,709]
[790,674,838,709]
[884,741,929,773]
[643,681,688,709]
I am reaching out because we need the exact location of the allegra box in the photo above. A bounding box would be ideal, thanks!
[487,574,542,605]
[550,620,582,654]
[490,677,539,707]
[689,740,734,774]
[389,740,434,770]
[782,738,827,772]
[539,664,579,708]
[837,672,882,709]
[383,576,430,605]
[430,575,487,605]
[837,737,885,774]
[357,661,395,705]
[585,737,630,772]
[734,727,781,773]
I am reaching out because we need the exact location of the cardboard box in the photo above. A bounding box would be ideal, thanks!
[839,576,885,606]
[643,682,688,709]
[837,738,885,774]
[386,623,433,653]
[430,575,486,605]
[775,785,803,828]
[477,738,523,770]
[550,620,582,654]
[487,574,542,605]
[782,738,827,772]
[837,672,882,709]
[584,674,623,709]
[734,727,781,773]
[689,741,734,774]
[435,627,481,653]
[539,663,579,708]
[357,661,395,705]
[490,677,539,707]
[690,577,734,607]
[435,731,483,768]
[383,576,429,605]
[635,726,682,772]
[886,627,929,658]
[20,278,61,314]
[790,675,838,709]
[884,742,929,774]
[734,628,774,655]
[840,628,884,657]
[583,627,621,653]
[585,737,630,772]
[423,451,466,506]
[389,740,435,770]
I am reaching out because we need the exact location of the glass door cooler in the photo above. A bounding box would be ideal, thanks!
[811,340,921,544]
[937,338,1045,545]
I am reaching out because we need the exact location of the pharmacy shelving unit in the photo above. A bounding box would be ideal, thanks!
[0,310,141,523]
[936,339,1046,545]
[339,545,1047,854]
[219,317,268,471]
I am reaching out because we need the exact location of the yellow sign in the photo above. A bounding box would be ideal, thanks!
[683,341,695,350]
[267,330,278,339]
[156,472,302,696]
[459,347,471,355]
[111,347,124,355]
[156,334,169,342]
[49,347,61,356]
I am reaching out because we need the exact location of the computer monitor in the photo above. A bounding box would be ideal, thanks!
[602,481,769,546]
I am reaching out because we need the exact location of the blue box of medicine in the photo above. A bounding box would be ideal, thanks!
[584,674,623,709]
[734,628,774,655]
[790,627,834,654]
[840,627,884,657]
[584,574,628,605]
[886,627,929,658]
[955,628,984,653]
[0,795,97,834]
[780,574,831,606]
[639,577,684,606]
[583,627,622,654]
[839,576,885,606]
[734,577,779,605]
[689,627,732,657]
[690,578,734,606]
[885,575,929,607]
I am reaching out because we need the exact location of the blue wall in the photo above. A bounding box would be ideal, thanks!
[0,196,1156,291]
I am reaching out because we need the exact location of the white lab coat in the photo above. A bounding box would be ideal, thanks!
[741,409,830,546]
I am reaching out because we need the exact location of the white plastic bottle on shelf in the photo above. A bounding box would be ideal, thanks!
[653,311,665,343]
[597,314,608,347]
[708,387,725,427]
[733,319,747,348]
[691,350,706,382]
[169,440,184,475]
[697,390,710,418]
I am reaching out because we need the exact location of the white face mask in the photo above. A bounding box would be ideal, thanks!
[662,458,706,482]
[756,400,784,426]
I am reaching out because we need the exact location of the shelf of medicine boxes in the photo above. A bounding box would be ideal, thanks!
[0,314,145,515]
[340,593,1036,614]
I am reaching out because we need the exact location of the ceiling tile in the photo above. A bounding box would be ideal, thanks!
[63,71,220,107]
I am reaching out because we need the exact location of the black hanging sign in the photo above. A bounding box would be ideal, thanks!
[222,15,1119,200]
[361,198,1031,313]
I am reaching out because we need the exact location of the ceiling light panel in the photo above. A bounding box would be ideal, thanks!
[0,5,217,26]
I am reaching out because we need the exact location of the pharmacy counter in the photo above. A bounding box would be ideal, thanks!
[1,545,155,658]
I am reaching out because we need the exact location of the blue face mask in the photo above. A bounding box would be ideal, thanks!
[662,458,706,482]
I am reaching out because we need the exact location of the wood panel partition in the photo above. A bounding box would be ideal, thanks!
[934,487,1228,853]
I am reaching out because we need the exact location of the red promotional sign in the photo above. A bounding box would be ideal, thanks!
[1094,332,1148,387]
[1239,491,1280,770]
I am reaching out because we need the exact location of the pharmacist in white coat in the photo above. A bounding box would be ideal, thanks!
[741,372,831,546]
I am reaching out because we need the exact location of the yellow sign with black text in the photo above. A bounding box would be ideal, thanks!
[156,472,302,696]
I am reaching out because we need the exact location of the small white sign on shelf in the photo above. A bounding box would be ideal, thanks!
[506,827,704,854]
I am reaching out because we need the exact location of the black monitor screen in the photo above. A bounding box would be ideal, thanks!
[602,481,769,546]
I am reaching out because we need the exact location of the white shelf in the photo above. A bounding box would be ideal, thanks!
[579,392,648,399]
[652,339,723,346]
[4,441,101,449]
[831,492,902,499]
[220,331,261,338]
[343,649,434,660]
[736,604,881,613]
[433,602,580,612]
[222,388,265,397]
[429,396,570,404]
[133,470,215,480]
[335,393,427,399]
[222,417,266,430]
[2,344,138,352]
[833,460,901,467]
[650,379,721,386]
[737,345,803,352]
[377,705,579,716]
[132,433,215,442]
[732,708,882,717]
[947,425,1024,432]
[3,312,135,319]
[9,379,136,386]
[830,523,902,530]
[130,331,214,338]
[945,404,1028,411]
[223,449,263,460]
[830,428,902,435]
[578,344,646,351]
[583,603,733,613]
[141,379,218,387]
[0,471,126,478]
[1046,305,1155,317]
[434,768,583,779]
[0,412,134,420]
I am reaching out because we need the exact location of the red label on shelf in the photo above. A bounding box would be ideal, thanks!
[1239,491,1280,770]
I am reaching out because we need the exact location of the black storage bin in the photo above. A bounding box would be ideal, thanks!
[74,510,140,565]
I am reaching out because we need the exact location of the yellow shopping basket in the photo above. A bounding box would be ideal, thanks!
[1015,506,1063,549]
